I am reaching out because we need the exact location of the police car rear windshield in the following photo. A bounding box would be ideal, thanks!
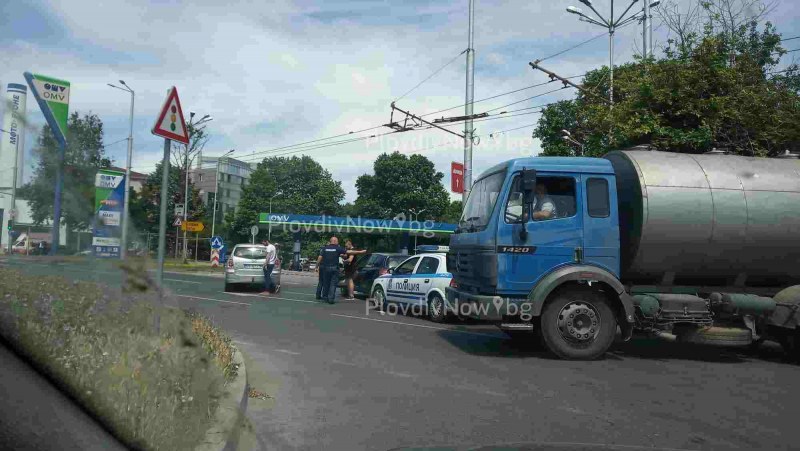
[459,170,506,232]
[233,246,267,259]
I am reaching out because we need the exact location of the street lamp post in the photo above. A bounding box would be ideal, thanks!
[561,129,585,156]
[211,149,235,240]
[108,81,135,259]
[182,113,212,263]
[408,208,427,252]
[566,0,657,106]
[268,195,277,241]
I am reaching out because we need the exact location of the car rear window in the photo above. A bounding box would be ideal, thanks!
[233,247,267,259]
[386,256,405,269]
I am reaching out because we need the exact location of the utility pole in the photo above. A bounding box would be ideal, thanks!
[642,0,649,58]
[463,0,475,203]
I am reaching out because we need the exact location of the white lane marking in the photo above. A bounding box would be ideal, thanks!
[386,370,415,379]
[275,349,301,356]
[332,359,359,367]
[218,292,318,304]
[330,313,504,338]
[164,278,202,284]
[176,294,251,306]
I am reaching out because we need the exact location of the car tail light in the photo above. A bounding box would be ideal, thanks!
[449,279,459,288]
[227,259,234,269]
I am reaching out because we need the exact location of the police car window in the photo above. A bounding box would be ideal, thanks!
[387,256,405,269]
[415,257,440,274]
[394,257,419,275]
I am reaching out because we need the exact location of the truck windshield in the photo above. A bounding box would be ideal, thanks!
[459,170,506,231]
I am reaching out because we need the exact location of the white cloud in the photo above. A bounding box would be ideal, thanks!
[3,0,798,204]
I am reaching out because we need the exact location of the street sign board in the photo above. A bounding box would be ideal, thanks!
[174,203,184,216]
[211,248,220,267]
[24,72,70,147]
[181,221,204,232]
[93,168,125,258]
[152,87,189,144]
[451,161,464,194]
[251,225,259,237]
[173,217,182,227]
[210,236,224,249]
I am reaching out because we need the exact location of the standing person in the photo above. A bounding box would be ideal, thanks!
[316,236,365,304]
[262,239,277,294]
[343,239,360,301]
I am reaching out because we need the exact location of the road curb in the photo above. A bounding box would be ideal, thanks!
[195,345,248,451]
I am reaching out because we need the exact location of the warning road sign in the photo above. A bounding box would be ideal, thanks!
[173,217,182,227]
[152,87,190,144]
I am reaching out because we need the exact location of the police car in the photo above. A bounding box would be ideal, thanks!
[369,246,454,323]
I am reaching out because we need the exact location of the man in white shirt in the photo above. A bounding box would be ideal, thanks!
[532,183,557,221]
[262,239,278,294]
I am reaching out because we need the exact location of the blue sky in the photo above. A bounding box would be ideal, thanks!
[2,0,798,202]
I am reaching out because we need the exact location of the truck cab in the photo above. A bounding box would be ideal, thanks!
[446,157,635,359]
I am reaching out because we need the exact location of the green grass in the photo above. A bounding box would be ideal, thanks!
[0,267,236,450]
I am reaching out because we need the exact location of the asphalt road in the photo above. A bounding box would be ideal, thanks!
[4,258,797,451]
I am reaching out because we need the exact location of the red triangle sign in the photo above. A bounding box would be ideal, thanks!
[152,87,190,144]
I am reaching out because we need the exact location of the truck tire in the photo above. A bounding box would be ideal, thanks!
[676,326,752,347]
[540,287,617,360]
[427,293,448,323]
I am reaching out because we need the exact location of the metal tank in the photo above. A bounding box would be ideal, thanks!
[604,150,800,288]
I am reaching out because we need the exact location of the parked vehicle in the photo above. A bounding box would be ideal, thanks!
[446,148,800,360]
[224,244,281,293]
[337,252,406,298]
[371,252,453,322]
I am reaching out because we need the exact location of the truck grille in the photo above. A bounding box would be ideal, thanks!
[448,248,498,295]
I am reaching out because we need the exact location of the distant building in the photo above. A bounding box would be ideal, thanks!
[192,155,252,217]
[108,166,148,193]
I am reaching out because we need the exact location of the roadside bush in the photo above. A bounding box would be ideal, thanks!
[0,267,235,450]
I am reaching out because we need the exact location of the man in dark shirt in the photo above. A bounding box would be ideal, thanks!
[315,236,366,304]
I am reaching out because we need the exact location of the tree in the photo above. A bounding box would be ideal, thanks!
[440,200,464,223]
[534,2,799,157]
[354,152,450,221]
[20,112,111,231]
[225,155,345,245]
[131,162,206,235]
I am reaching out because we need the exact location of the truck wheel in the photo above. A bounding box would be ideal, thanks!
[427,293,448,323]
[540,287,616,360]
[372,286,387,311]
[676,326,752,347]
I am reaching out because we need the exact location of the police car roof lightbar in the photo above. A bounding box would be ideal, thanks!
[415,245,449,253]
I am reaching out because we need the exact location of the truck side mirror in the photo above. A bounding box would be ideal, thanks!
[522,168,536,205]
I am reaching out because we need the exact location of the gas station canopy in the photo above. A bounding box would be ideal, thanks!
[258,213,456,236]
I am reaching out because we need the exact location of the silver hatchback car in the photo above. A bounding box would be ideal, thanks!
[224,244,281,293]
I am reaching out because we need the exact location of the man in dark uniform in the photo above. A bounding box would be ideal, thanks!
[315,236,366,304]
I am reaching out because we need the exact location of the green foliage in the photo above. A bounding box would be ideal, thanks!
[534,14,799,157]
[20,112,111,230]
[440,200,464,223]
[0,267,227,450]
[354,152,450,220]
[131,162,206,235]
[225,155,345,249]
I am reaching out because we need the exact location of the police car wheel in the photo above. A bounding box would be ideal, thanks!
[427,293,447,323]
[372,286,387,311]
[540,287,616,360]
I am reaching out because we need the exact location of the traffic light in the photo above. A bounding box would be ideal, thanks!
[7,220,12,231]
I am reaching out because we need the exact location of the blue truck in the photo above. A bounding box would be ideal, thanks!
[445,148,800,360]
